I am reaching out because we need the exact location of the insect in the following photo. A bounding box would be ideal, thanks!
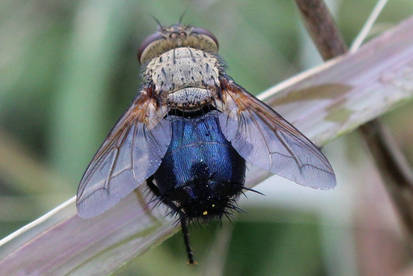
[76,22,336,264]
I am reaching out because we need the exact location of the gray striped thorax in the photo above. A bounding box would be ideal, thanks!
[144,47,221,110]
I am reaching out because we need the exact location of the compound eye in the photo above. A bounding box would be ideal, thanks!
[137,31,164,63]
[191,27,219,49]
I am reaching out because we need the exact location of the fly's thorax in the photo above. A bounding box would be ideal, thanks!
[144,47,221,110]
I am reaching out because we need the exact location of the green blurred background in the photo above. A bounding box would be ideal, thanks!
[1,0,413,275]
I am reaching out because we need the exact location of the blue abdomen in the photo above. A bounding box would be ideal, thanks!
[151,110,245,218]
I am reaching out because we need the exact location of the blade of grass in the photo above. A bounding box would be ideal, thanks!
[50,0,130,181]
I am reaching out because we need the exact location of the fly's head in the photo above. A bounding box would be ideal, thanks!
[138,24,219,64]
[138,24,223,111]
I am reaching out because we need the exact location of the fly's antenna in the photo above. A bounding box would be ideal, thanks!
[178,7,189,24]
[151,15,164,30]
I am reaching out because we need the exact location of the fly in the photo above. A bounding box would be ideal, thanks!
[76,22,336,264]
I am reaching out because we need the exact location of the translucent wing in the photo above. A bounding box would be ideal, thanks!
[218,78,336,189]
[76,92,171,218]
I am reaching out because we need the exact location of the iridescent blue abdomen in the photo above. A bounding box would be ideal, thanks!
[150,110,246,219]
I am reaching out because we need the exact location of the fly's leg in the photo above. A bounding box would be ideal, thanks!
[179,214,195,264]
[146,177,195,264]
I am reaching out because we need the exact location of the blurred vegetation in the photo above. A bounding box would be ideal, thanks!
[1,0,413,275]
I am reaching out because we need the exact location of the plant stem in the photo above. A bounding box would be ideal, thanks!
[295,0,347,59]
[294,0,413,243]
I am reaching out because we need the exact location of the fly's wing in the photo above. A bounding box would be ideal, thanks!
[76,92,171,218]
[218,77,336,189]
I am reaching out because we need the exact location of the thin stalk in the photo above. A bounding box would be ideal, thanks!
[350,0,389,52]
[294,0,413,244]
